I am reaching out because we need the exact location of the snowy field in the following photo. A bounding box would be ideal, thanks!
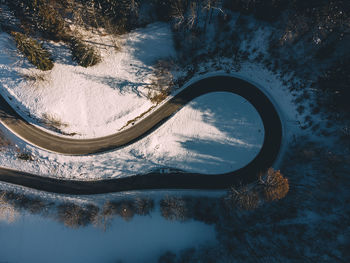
[0,22,175,138]
[0,202,216,263]
[0,92,264,179]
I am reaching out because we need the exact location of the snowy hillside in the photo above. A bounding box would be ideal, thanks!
[0,23,175,138]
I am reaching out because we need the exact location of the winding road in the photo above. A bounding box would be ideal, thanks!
[0,76,282,195]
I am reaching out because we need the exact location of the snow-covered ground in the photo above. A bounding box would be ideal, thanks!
[0,92,264,179]
[0,16,301,180]
[0,22,175,138]
[1,5,345,263]
[0,203,216,263]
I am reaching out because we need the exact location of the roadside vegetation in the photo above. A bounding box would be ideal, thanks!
[0,158,347,262]
[0,130,12,150]
[147,60,175,104]
[225,168,289,211]
[0,129,35,161]
[0,1,349,261]
[0,191,154,229]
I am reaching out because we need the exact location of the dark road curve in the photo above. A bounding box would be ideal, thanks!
[0,76,282,195]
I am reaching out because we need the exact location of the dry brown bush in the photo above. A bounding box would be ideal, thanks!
[21,71,49,83]
[225,168,289,211]
[42,113,68,130]
[147,60,175,104]
[148,90,169,104]
[260,168,289,202]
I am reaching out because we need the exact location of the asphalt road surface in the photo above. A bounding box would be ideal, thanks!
[0,76,282,194]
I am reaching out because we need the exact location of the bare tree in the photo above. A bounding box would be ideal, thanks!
[0,192,19,223]
[203,0,223,32]
[225,186,260,210]
[160,196,188,221]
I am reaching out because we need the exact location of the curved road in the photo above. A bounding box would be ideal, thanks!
[0,76,282,194]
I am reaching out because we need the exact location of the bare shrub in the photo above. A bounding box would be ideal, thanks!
[117,202,135,221]
[147,89,169,104]
[225,168,289,211]
[17,152,34,161]
[0,130,12,150]
[57,203,99,228]
[102,201,116,217]
[42,113,68,130]
[160,196,188,221]
[190,197,220,224]
[134,197,154,216]
[21,72,49,83]
[0,192,19,223]
[226,186,260,211]
[25,198,46,214]
[98,201,115,230]
[147,60,175,104]
[260,168,289,202]
[102,200,135,222]
[4,191,46,214]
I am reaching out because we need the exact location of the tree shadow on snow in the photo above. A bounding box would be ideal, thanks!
[124,23,175,66]
[43,41,76,66]
[173,97,264,173]
[75,72,150,97]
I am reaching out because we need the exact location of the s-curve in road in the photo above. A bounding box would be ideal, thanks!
[0,76,282,194]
